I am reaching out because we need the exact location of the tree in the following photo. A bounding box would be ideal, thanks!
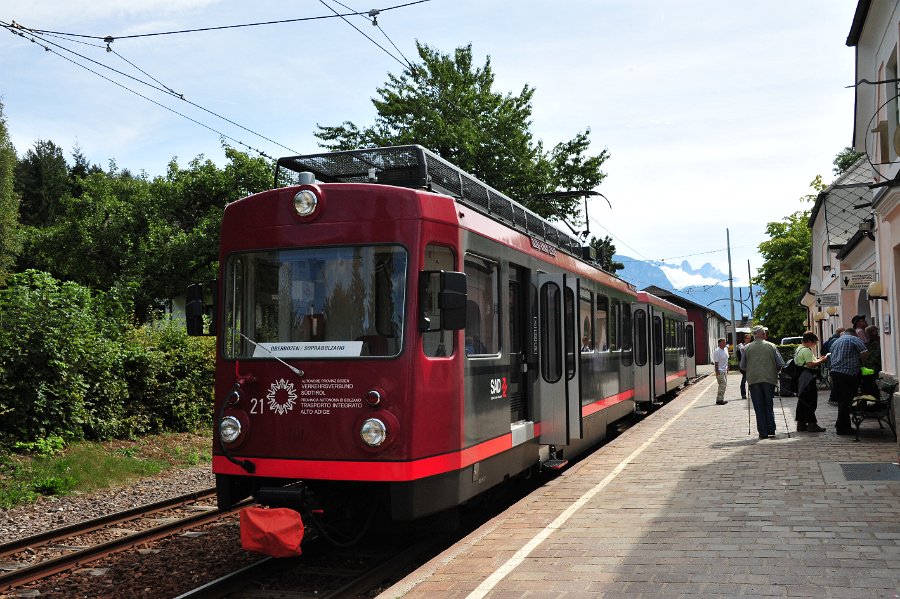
[23,146,272,319]
[589,235,624,273]
[0,102,21,286]
[14,139,69,226]
[142,146,273,309]
[752,177,824,339]
[315,42,609,222]
[833,146,864,175]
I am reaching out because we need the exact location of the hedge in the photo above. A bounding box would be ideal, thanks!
[0,270,214,446]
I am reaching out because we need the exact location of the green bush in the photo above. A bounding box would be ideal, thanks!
[0,270,214,448]
[122,318,215,434]
[0,270,108,443]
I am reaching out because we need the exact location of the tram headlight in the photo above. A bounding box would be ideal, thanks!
[220,416,242,444]
[293,189,318,217]
[360,418,387,447]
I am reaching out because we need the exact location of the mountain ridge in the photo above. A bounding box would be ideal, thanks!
[614,255,755,321]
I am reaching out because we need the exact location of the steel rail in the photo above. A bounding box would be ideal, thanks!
[170,557,279,599]
[0,497,250,592]
[0,486,217,558]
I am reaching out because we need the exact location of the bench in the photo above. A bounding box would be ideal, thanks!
[849,378,898,442]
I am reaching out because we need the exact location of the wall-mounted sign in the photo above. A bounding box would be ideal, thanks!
[815,293,839,306]
[840,269,875,290]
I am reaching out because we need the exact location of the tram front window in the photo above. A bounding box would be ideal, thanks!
[223,245,407,359]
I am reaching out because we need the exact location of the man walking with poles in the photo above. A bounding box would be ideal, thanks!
[740,325,784,439]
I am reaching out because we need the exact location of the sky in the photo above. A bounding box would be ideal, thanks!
[0,1,860,288]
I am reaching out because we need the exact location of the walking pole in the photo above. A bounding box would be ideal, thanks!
[777,388,791,438]
[747,388,752,435]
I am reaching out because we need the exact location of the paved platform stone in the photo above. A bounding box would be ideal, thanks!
[378,367,900,598]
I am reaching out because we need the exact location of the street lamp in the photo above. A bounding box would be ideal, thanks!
[813,311,827,339]
[867,280,887,301]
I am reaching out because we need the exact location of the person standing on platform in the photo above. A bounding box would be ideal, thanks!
[826,328,868,435]
[740,325,784,439]
[822,327,844,355]
[860,325,881,398]
[712,338,729,405]
[852,315,869,343]
[737,333,751,399]
[794,332,828,432]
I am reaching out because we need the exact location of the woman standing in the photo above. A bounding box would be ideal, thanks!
[795,331,829,432]
[737,333,751,399]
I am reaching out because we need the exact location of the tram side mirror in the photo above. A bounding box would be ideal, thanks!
[419,271,467,332]
[185,280,217,336]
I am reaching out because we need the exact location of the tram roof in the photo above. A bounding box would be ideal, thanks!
[275,145,586,259]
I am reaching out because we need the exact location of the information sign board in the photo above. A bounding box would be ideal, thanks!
[815,293,839,307]
[840,270,875,290]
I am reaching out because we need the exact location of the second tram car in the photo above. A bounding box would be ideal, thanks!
[187,145,693,552]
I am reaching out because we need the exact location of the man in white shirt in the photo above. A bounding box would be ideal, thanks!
[712,338,729,405]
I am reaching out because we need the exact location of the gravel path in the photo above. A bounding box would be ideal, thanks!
[0,465,215,544]
[0,465,265,599]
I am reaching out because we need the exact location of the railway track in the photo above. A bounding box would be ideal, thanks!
[0,487,247,593]
[172,532,455,598]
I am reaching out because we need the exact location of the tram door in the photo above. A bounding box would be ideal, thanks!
[632,304,651,405]
[507,266,528,424]
[685,321,697,378]
[651,311,665,399]
[535,273,582,446]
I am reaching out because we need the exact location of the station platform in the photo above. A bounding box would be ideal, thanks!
[378,368,900,598]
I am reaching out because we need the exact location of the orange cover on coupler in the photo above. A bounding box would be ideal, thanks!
[240,506,304,557]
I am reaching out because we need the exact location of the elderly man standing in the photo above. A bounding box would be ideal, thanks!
[740,325,784,439]
[712,338,729,405]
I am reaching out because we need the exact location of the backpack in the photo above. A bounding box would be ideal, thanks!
[782,358,800,393]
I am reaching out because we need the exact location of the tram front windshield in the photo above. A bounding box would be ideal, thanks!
[223,245,407,359]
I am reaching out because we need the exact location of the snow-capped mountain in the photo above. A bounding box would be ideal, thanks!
[614,255,755,320]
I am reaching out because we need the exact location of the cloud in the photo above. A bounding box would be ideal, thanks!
[658,264,723,289]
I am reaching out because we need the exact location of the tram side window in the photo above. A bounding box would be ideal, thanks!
[609,298,620,351]
[564,286,576,379]
[464,255,499,356]
[580,291,593,352]
[596,294,609,351]
[540,282,562,383]
[422,244,455,357]
[621,305,633,367]
[634,308,648,367]
[224,257,245,357]
[653,315,663,365]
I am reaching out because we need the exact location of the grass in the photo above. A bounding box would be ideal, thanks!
[0,430,212,509]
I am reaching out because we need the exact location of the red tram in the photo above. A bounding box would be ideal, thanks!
[187,145,693,550]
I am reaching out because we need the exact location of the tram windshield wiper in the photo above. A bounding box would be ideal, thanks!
[238,332,305,377]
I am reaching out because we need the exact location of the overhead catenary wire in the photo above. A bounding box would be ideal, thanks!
[2,21,298,157]
[656,243,757,263]
[4,2,433,159]
[317,0,411,70]
[587,214,652,262]
[2,21,278,161]
[325,0,414,69]
[10,0,433,41]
